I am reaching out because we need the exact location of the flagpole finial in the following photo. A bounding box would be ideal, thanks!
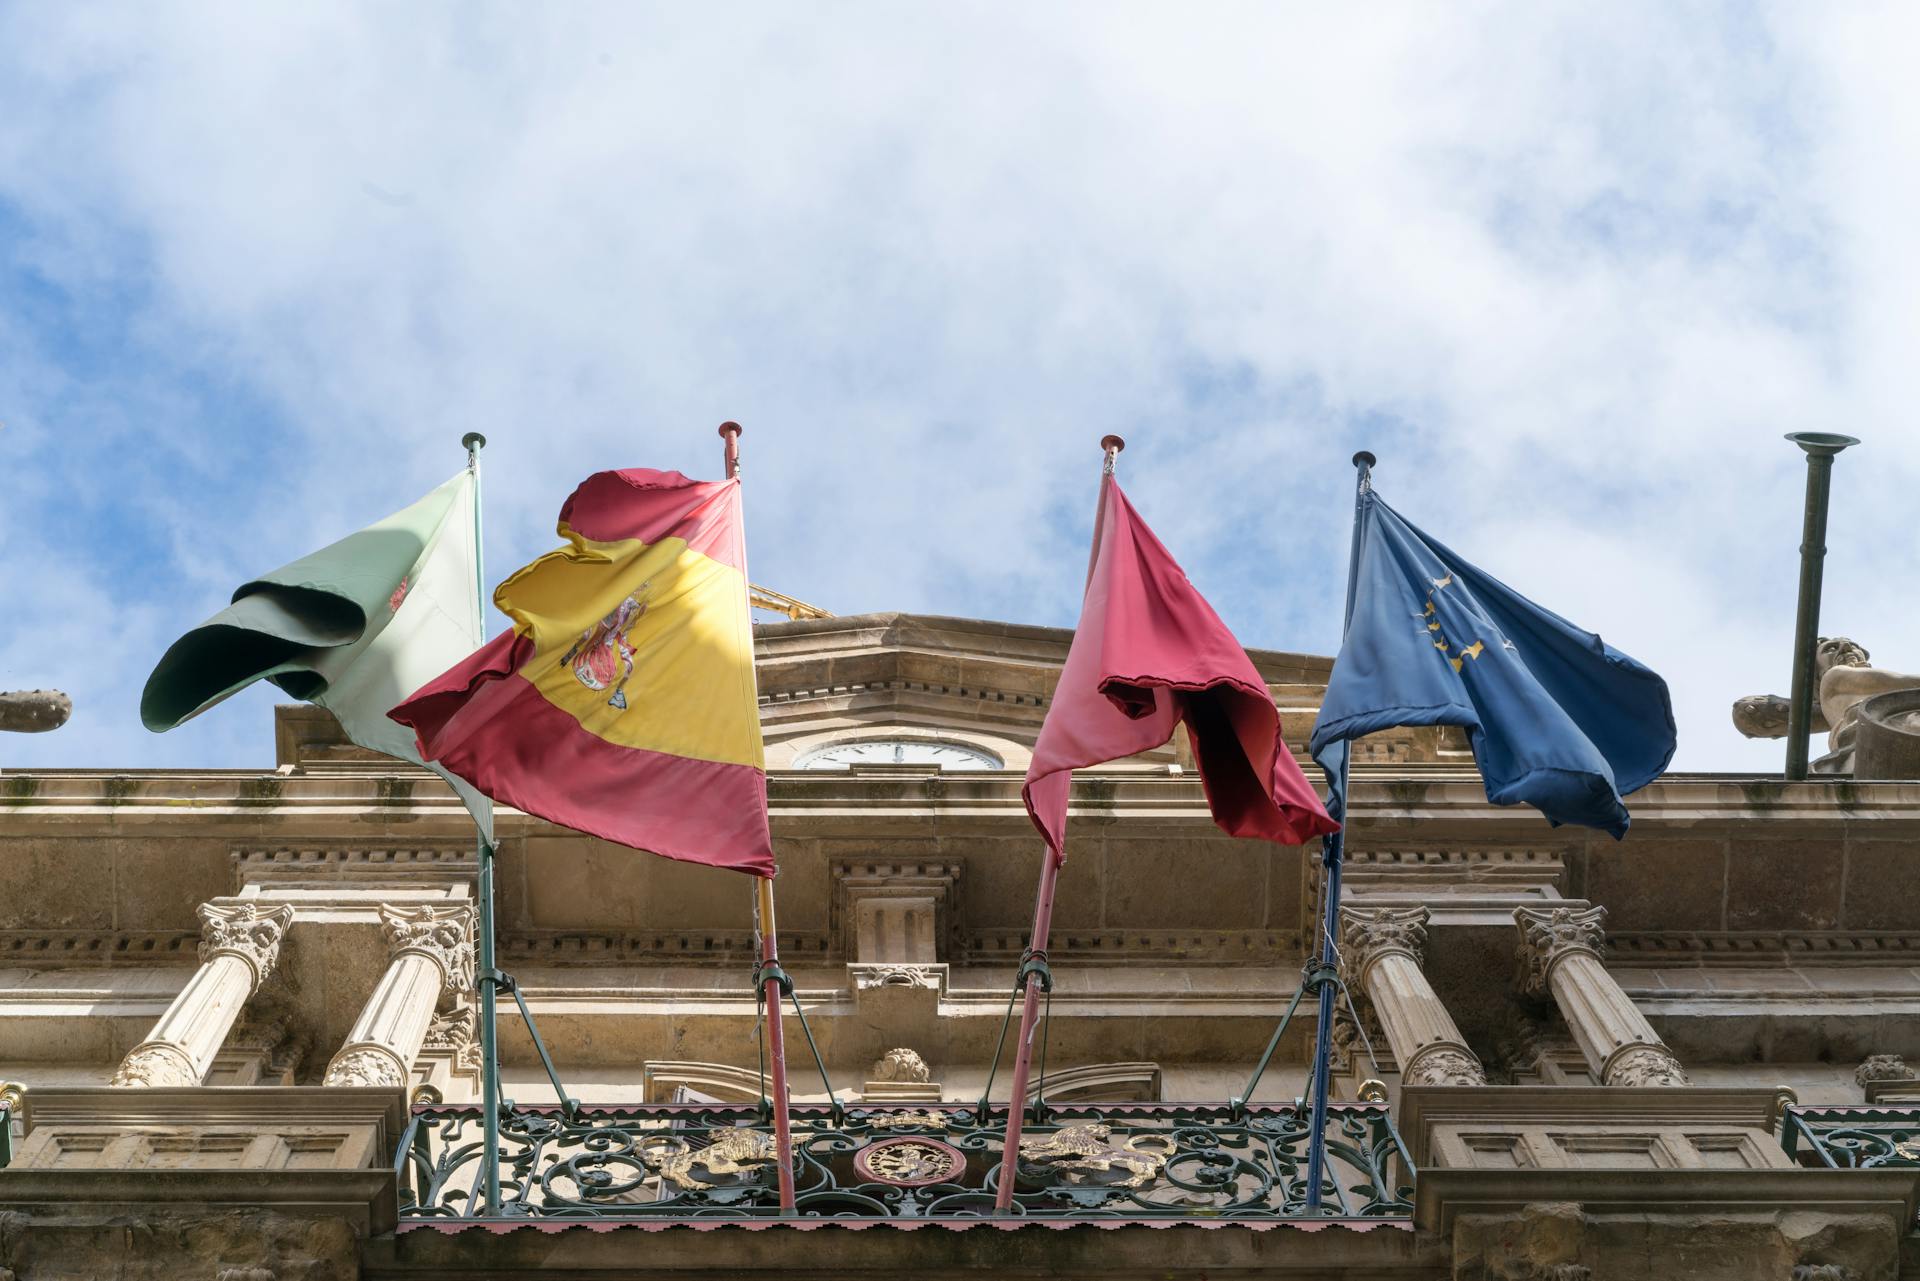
[463,432,487,452]
[1100,435,1125,474]
[719,422,742,480]
[1352,450,1376,470]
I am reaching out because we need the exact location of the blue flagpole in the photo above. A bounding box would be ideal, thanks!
[1303,449,1375,1212]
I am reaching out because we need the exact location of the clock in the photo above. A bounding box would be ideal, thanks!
[795,740,1003,771]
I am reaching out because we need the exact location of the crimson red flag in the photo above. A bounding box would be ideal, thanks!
[1023,479,1340,860]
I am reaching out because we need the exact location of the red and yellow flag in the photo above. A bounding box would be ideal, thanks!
[391,469,773,877]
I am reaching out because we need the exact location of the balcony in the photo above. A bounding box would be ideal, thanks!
[1782,1104,1920,1174]
[394,1098,1415,1224]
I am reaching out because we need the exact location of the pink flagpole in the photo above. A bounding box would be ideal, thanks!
[994,434,1124,1213]
[724,421,797,1214]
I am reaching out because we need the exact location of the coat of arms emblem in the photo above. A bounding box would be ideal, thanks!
[560,584,650,710]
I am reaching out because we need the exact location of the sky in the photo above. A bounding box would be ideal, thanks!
[1,2,1916,775]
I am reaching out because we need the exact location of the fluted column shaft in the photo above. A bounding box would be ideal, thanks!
[324,905,474,1087]
[1515,906,1689,1087]
[1341,907,1487,1086]
[112,903,294,1088]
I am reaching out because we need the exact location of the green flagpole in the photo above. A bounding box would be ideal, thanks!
[463,430,503,1217]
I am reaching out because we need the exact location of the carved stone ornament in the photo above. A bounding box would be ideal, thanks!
[197,902,296,989]
[426,1007,481,1072]
[853,1136,967,1187]
[1513,905,1608,997]
[1402,1044,1488,1087]
[1855,1053,1916,1086]
[109,1041,200,1088]
[228,1007,308,1081]
[1338,906,1429,990]
[1602,1043,1691,1088]
[380,903,476,991]
[853,964,937,990]
[323,1044,409,1088]
[0,688,71,733]
[870,1047,931,1083]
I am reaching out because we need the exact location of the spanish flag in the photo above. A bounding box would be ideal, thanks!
[391,469,773,877]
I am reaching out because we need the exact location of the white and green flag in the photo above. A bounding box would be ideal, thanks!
[142,470,494,842]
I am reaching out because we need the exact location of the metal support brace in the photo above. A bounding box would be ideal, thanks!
[1229,963,1320,1122]
[484,969,581,1120]
[976,948,1054,1124]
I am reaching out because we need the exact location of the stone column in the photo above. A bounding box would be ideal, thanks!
[1340,907,1487,1086]
[324,905,474,1087]
[1514,905,1689,1087]
[112,903,295,1088]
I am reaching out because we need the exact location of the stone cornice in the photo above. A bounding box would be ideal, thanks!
[10,770,1920,837]
[1609,931,1920,964]
[1415,1167,1920,1237]
[234,845,477,885]
[959,929,1304,964]
[0,931,200,967]
[497,931,830,966]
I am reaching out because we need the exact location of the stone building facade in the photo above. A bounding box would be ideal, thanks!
[2,611,1919,1278]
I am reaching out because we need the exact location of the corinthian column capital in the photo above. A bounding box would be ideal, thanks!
[1513,905,1607,997]
[1339,906,1430,991]
[379,904,475,992]
[197,903,295,991]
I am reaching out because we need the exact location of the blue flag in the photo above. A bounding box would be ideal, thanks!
[1307,489,1675,838]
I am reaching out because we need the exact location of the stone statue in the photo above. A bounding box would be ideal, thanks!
[1732,639,1920,775]
[0,689,70,733]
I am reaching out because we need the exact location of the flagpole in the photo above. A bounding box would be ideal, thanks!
[461,430,504,1217]
[1303,449,1375,1212]
[723,422,798,1214]
[993,433,1124,1214]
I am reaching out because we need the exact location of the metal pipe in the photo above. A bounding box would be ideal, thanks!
[993,434,1124,1213]
[461,430,503,1217]
[756,877,797,1211]
[991,851,1060,1211]
[1783,432,1860,780]
[725,421,797,1212]
[1303,450,1375,1211]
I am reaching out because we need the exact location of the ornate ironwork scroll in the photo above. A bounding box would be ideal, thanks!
[1782,1105,1920,1172]
[395,1099,1414,1222]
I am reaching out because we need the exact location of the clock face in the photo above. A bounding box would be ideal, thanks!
[795,740,1003,771]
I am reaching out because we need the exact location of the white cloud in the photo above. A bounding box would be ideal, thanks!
[2,1,1917,774]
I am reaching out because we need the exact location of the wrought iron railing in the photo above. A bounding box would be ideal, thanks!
[395,1100,1414,1222]
[1781,1104,1920,1171]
